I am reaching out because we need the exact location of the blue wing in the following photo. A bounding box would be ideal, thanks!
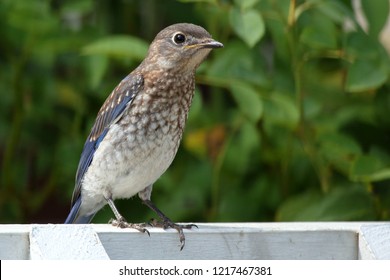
[65,73,144,223]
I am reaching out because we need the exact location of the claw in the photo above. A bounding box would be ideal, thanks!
[148,218,197,250]
[142,199,197,250]
[110,218,150,236]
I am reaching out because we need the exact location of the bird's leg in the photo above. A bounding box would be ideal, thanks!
[106,197,149,235]
[142,199,197,250]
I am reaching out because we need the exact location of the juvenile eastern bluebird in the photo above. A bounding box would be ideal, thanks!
[65,23,223,249]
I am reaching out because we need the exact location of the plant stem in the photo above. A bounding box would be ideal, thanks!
[286,0,330,192]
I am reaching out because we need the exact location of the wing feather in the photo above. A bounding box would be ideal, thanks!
[70,73,144,207]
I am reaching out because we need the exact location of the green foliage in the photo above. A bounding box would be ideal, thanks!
[229,6,265,48]
[1,0,390,224]
[277,185,377,221]
[361,0,389,38]
[230,83,263,122]
[82,36,148,60]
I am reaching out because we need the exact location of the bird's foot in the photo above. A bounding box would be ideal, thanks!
[110,217,150,236]
[148,218,197,250]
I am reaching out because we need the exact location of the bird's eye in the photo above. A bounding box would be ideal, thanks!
[173,33,186,44]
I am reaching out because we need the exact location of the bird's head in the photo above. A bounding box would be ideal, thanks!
[144,23,223,73]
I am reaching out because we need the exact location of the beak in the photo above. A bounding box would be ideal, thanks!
[186,39,224,49]
[199,39,224,49]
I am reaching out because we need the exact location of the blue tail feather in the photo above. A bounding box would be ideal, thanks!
[64,196,95,224]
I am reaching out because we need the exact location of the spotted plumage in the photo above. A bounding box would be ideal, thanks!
[65,23,223,249]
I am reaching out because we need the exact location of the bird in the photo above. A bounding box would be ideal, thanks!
[65,23,223,250]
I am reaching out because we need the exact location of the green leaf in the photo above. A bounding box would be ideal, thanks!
[345,58,388,92]
[361,0,390,38]
[56,82,85,113]
[277,186,376,221]
[229,7,264,48]
[82,35,148,60]
[6,1,58,34]
[207,41,270,87]
[300,26,336,49]
[234,0,260,10]
[345,31,389,92]
[318,132,362,173]
[346,31,381,59]
[230,83,263,123]
[263,92,299,129]
[350,155,390,182]
[319,133,362,156]
[61,0,94,13]
[85,55,109,89]
[316,0,353,25]
[276,191,322,221]
[223,122,261,175]
[300,16,338,49]
[178,0,217,3]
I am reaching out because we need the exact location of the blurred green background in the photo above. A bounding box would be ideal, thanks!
[1,0,390,225]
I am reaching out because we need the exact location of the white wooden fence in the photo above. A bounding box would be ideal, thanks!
[0,223,389,259]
